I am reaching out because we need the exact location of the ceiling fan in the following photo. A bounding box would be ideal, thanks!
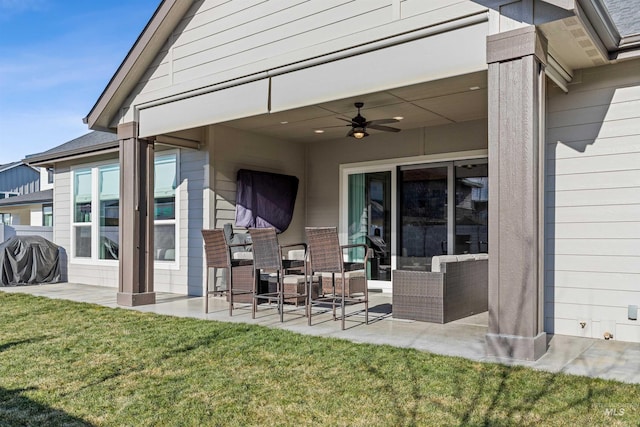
[338,102,401,139]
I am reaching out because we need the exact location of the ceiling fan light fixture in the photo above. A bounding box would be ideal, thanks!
[352,127,368,139]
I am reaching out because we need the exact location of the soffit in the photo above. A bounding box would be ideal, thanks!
[540,17,609,71]
[539,0,640,72]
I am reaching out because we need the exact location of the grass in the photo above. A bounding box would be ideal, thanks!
[0,292,638,426]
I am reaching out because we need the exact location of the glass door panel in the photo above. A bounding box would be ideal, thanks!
[454,162,488,254]
[347,171,391,280]
[398,165,448,271]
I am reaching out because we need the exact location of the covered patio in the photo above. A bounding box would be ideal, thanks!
[2,282,640,385]
[70,0,640,364]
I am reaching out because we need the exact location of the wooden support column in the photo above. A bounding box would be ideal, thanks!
[485,26,547,360]
[117,121,155,306]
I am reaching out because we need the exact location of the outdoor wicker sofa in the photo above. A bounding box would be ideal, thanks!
[392,254,488,323]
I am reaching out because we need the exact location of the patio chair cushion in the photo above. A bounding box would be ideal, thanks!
[431,255,458,272]
[268,274,319,305]
[286,249,306,261]
[431,254,489,273]
[282,274,319,285]
[319,270,366,296]
[232,251,254,260]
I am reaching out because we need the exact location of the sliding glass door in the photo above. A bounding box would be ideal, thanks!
[344,157,488,281]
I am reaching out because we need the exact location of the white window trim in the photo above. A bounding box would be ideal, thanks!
[69,150,181,269]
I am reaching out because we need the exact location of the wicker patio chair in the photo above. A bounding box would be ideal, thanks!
[248,228,313,322]
[305,227,371,330]
[201,229,254,315]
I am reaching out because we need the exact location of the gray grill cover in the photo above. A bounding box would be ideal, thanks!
[1,236,61,286]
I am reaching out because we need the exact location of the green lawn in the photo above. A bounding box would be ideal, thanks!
[0,293,638,426]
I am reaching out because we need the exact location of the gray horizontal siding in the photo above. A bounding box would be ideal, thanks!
[545,59,640,343]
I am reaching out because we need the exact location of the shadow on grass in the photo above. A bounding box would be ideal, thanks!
[0,386,93,427]
[452,359,618,425]
[0,338,46,353]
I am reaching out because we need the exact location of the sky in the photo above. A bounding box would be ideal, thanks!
[0,0,160,165]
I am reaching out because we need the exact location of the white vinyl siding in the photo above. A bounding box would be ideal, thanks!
[545,59,640,343]
[120,0,487,124]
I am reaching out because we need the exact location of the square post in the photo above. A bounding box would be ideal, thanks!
[117,121,156,306]
[486,26,548,360]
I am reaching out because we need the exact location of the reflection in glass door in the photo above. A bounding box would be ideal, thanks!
[347,171,391,280]
[397,160,488,271]
[454,161,488,255]
[398,165,449,271]
[344,158,488,280]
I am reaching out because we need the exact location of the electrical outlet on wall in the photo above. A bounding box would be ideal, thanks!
[599,320,616,340]
[576,319,590,337]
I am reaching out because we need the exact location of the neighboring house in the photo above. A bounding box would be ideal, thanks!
[35,0,640,359]
[0,161,51,226]
[0,161,40,198]
[0,189,53,227]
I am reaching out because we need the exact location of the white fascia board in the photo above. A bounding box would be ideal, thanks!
[138,79,269,138]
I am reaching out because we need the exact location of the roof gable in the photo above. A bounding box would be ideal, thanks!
[84,0,195,131]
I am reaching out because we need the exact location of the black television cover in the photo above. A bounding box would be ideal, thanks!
[235,169,299,233]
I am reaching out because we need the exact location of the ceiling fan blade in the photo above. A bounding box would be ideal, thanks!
[367,118,399,125]
[337,117,357,125]
[368,124,401,133]
[321,124,352,129]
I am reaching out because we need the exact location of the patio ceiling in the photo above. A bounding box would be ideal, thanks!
[223,71,488,143]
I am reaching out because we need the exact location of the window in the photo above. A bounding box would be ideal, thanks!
[73,169,92,258]
[0,213,12,225]
[99,165,119,260]
[43,204,53,226]
[47,168,54,184]
[154,154,177,261]
[71,153,178,264]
